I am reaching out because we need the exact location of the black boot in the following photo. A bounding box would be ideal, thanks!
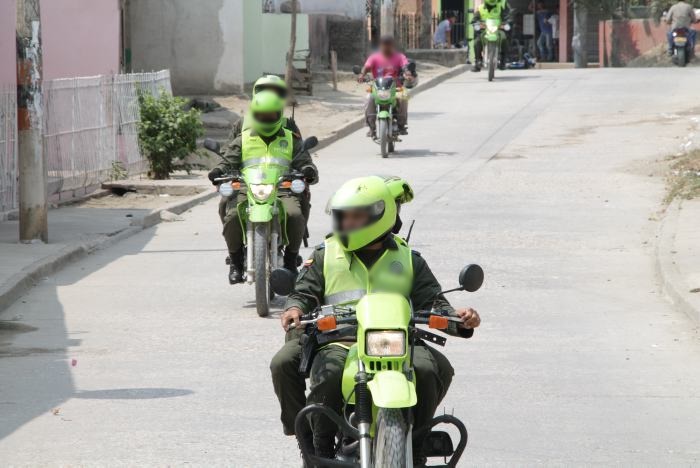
[471,61,482,72]
[398,125,408,135]
[283,249,300,275]
[228,251,244,284]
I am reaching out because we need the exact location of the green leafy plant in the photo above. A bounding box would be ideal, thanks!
[665,149,700,203]
[137,88,204,179]
[109,161,128,181]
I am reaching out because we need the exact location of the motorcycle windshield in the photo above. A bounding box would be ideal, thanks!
[375,77,394,90]
[242,163,285,186]
[486,18,501,32]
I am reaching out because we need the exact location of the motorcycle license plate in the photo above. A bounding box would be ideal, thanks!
[675,38,688,45]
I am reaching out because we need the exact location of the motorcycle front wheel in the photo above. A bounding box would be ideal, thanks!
[379,119,389,158]
[487,43,497,81]
[254,223,271,317]
[373,408,408,468]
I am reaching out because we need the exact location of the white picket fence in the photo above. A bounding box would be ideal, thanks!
[0,70,171,217]
[44,70,172,199]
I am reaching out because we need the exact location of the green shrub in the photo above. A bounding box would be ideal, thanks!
[138,89,204,179]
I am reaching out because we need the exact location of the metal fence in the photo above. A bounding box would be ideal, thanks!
[43,70,171,198]
[395,11,468,51]
[0,86,18,215]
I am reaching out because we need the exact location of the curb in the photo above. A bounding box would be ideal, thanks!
[314,64,468,152]
[654,199,700,323]
[0,189,217,315]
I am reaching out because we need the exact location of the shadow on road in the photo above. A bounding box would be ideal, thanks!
[0,223,192,442]
[389,148,458,158]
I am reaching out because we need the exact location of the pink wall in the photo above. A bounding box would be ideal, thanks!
[0,0,17,86]
[41,0,121,79]
[599,19,700,66]
[1,0,120,85]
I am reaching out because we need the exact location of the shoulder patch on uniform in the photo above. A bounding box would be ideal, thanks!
[292,131,301,139]
[303,258,314,268]
[411,249,422,257]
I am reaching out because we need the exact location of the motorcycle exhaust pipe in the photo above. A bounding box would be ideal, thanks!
[246,223,255,283]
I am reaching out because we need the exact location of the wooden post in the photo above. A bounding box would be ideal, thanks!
[330,50,338,91]
[16,0,48,243]
[285,0,298,102]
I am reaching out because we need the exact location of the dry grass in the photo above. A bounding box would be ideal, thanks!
[665,149,700,203]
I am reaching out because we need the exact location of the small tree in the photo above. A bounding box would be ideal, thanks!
[138,89,204,179]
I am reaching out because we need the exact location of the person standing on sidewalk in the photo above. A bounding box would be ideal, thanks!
[531,1,553,61]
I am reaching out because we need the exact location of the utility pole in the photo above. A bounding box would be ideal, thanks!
[380,0,395,37]
[419,0,433,49]
[572,1,588,68]
[284,0,298,103]
[16,0,48,243]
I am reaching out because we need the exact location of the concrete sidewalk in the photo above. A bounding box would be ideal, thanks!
[0,175,216,313]
[657,198,700,322]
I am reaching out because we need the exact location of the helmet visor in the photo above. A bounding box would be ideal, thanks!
[254,84,288,99]
[330,201,386,238]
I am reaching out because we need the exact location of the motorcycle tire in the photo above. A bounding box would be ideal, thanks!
[373,408,408,468]
[379,119,389,158]
[678,47,687,67]
[487,44,497,82]
[254,223,271,317]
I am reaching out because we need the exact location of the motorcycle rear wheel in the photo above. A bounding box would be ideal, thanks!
[677,47,687,67]
[379,119,389,158]
[254,223,271,317]
[373,408,408,468]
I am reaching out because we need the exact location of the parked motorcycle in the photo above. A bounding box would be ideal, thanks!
[671,27,693,67]
[204,136,317,317]
[353,62,417,158]
[271,263,484,468]
[475,19,510,81]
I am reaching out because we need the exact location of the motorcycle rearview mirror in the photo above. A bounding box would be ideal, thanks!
[203,138,221,155]
[270,268,297,297]
[302,136,318,153]
[459,264,484,292]
[438,264,484,296]
[352,65,362,75]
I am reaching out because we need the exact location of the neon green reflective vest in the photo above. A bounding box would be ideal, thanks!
[323,234,414,306]
[479,3,503,20]
[241,128,293,168]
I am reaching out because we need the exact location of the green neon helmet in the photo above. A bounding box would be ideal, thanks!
[380,175,414,204]
[253,75,288,100]
[328,176,398,251]
[485,0,498,7]
[250,90,284,137]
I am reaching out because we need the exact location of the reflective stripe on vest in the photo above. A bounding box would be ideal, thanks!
[241,128,293,168]
[323,234,414,306]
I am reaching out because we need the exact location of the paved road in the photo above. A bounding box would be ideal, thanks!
[2,68,700,466]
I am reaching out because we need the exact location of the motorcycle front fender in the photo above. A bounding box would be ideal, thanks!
[248,203,273,223]
[377,110,391,119]
[367,370,417,408]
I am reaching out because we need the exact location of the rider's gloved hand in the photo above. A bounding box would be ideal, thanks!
[456,308,481,329]
[357,75,366,84]
[281,307,303,331]
[302,166,318,184]
[208,167,223,185]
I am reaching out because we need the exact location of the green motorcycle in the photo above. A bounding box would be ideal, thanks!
[272,264,484,467]
[353,63,416,158]
[476,19,510,82]
[205,137,317,317]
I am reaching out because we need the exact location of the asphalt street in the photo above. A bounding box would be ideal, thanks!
[1,68,700,466]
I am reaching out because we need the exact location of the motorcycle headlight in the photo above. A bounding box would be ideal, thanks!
[504,23,511,31]
[366,331,406,357]
[250,184,274,201]
[377,89,391,100]
[219,182,234,198]
[291,179,306,194]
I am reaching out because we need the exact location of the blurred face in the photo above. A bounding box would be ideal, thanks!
[254,111,279,124]
[340,209,371,232]
[380,41,395,56]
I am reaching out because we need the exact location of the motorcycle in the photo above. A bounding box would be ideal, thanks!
[671,27,693,67]
[271,263,484,468]
[475,19,510,81]
[204,136,317,317]
[353,62,417,158]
